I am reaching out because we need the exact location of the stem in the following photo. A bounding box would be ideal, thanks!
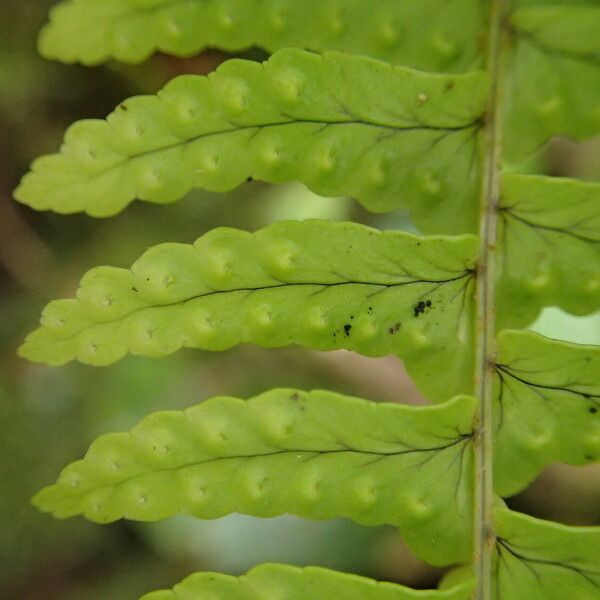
[473,0,507,598]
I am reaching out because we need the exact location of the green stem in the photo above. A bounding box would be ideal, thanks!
[473,0,507,598]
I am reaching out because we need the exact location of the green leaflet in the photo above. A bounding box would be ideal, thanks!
[493,330,600,496]
[39,0,485,73]
[505,6,600,159]
[496,173,600,329]
[139,564,473,600]
[494,507,600,599]
[20,221,478,401]
[33,390,477,566]
[14,49,488,234]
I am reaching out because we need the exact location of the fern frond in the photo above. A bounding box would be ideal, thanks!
[506,6,600,158]
[33,390,477,566]
[496,173,600,328]
[494,507,600,599]
[492,330,600,496]
[14,49,488,234]
[139,564,473,600]
[39,0,485,73]
[20,221,478,400]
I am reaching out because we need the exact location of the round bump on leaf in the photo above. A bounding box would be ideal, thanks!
[585,278,599,294]
[301,477,322,501]
[218,12,234,30]
[405,494,434,521]
[197,154,221,174]
[584,431,600,453]
[315,146,336,172]
[430,33,457,57]
[354,479,378,506]
[379,23,399,45]
[537,97,562,116]
[192,311,216,338]
[353,318,378,340]
[525,272,551,291]
[261,142,282,166]
[524,429,553,450]
[269,11,285,31]
[164,19,182,38]
[329,12,345,35]
[245,471,268,499]
[218,78,250,113]
[305,307,329,330]
[250,303,274,327]
[420,172,442,197]
[407,326,431,348]
[138,167,163,192]
[266,241,299,272]
[368,160,388,187]
[273,69,305,103]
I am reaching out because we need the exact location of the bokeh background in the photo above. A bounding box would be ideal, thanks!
[1,2,599,598]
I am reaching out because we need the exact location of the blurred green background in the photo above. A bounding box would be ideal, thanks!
[1,2,599,598]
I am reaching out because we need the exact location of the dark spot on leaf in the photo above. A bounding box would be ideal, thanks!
[290,393,300,401]
[414,300,433,317]
[350,315,354,320]
[344,324,352,337]
[119,104,128,111]
[444,80,455,92]
[132,286,138,292]
[246,176,253,182]
[389,322,401,334]
[585,454,594,461]
[414,301,426,317]
[589,407,598,414]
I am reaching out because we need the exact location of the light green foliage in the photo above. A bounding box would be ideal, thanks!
[505,6,600,159]
[493,330,600,496]
[494,507,600,599]
[496,173,600,328]
[140,564,473,600]
[39,0,485,73]
[19,1,600,599]
[139,564,473,600]
[20,221,478,401]
[33,390,477,566]
[36,1,600,168]
[15,49,487,234]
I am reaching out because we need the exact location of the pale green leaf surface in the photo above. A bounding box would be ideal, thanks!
[20,221,478,401]
[493,330,600,496]
[494,507,600,599]
[496,173,600,329]
[505,7,600,159]
[15,49,488,234]
[33,390,477,566]
[139,564,473,600]
[39,0,485,73]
